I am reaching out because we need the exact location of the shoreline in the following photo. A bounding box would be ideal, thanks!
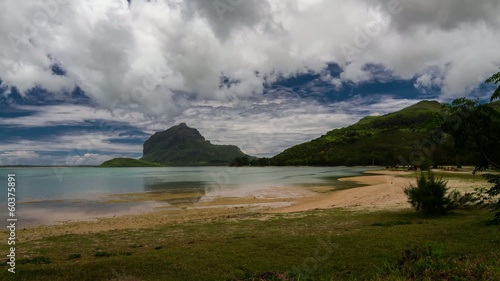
[5,169,488,242]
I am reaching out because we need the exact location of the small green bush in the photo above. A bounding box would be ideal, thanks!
[404,172,458,216]
[94,251,112,258]
[67,253,81,260]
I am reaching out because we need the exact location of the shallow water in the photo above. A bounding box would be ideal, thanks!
[0,166,380,226]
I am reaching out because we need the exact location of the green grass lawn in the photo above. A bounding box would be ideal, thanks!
[1,208,499,280]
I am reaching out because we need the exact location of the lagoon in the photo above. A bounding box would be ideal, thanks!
[0,166,379,226]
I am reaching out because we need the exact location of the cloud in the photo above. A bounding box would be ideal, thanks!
[0,104,151,128]
[0,138,142,166]
[1,0,499,121]
[1,0,499,166]
[182,0,273,39]
[0,150,39,165]
[375,0,500,32]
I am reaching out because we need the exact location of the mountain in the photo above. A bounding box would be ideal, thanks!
[140,123,250,166]
[100,158,162,167]
[270,100,453,167]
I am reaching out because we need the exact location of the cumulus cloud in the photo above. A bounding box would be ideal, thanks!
[1,0,499,120]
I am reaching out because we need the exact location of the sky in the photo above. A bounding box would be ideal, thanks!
[1,0,500,165]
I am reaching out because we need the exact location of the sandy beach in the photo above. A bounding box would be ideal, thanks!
[12,169,485,242]
[272,170,415,213]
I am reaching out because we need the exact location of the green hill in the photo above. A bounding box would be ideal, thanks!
[140,123,250,166]
[271,100,452,166]
[100,158,163,167]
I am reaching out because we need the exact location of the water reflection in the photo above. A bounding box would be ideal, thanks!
[143,180,208,205]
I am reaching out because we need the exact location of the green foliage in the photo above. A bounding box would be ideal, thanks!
[442,98,500,168]
[481,173,500,224]
[486,67,500,102]
[67,253,81,260]
[404,172,458,216]
[443,77,500,223]
[229,156,250,167]
[100,158,163,167]
[94,251,113,258]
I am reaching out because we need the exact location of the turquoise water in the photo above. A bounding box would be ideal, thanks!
[0,166,380,225]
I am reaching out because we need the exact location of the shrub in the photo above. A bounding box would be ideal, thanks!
[67,253,81,260]
[404,172,458,216]
[94,251,112,258]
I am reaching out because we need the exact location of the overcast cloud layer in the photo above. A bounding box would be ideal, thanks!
[2,0,500,112]
[1,0,500,164]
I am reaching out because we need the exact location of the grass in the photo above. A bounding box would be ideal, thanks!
[377,245,500,280]
[1,209,499,280]
[17,257,51,265]
[371,220,413,227]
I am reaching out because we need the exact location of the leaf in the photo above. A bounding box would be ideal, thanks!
[491,89,500,102]
[486,69,500,102]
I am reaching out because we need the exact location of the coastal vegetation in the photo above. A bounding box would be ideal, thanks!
[99,158,163,167]
[440,69,500,224]
[404,172,454,216]
[399,75,500,223]
[268,99,500,168]
[270,100,449,167]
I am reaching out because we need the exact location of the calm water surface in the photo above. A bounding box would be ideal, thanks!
[0,166,380,225]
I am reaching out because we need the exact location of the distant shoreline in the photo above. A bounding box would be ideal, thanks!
[0,165,99,168]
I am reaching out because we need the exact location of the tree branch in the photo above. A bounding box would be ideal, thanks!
[479,145,500,169]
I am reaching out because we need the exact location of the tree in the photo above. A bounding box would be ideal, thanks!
[486,67,500,102]
[442,98,500,168]
[442,68,500,223]
[485,68,500,223]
